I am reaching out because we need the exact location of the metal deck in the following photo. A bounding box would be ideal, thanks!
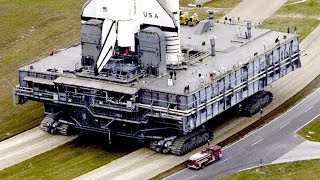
[19,23,295,95]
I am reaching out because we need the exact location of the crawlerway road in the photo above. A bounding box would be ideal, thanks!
[166,89,320,179]
[0,127,77,171]
[221,0,288,25]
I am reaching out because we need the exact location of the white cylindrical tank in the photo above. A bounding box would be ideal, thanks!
[159,0,181,65]
[106,0,138,50]
[118,21,136,50]
[164,32,181,65]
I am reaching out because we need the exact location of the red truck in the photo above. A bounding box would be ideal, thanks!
[187,145,222,169]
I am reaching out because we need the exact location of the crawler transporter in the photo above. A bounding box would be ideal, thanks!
[14,0,301,155]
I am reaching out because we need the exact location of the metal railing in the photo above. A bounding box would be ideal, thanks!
[182,48,211,65]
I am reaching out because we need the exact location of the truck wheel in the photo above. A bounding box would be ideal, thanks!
[201,164,204,169]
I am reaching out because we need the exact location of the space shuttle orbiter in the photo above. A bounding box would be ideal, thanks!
[81,0,181,74]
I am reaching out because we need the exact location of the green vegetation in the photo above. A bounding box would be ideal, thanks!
[260,0,320,41]
[181,9,225,21]
[298,116,320,142]
[0,0,87,140]
[281,0,320,16]
[203,0,242,8]
[0,136,136,179]
[180,0,241,21]
[260,17,319,41]
[180,0,194,6]
[219,159,320,180]
[180,0,241,8]
[286,0,305,3]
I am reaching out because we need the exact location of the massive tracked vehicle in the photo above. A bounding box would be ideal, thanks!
[14,0,301,155]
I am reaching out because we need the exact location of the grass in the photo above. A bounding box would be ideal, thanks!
[298,116,320,142]
[0,135,138,179]
[260,17,320,41]
[280,0,320,16]
[180,0,242,21]
[0,0,87,141]
[180,0,195,6]
[203,0,242,8]
[259,0,320,41]
[219,159,320,180]
[180,0,241,8]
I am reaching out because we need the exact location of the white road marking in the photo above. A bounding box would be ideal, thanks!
[218,156,232,164]
[186,175,197,180]
[250,138,263,147]
[284,0,307,6]
[163,168,188,180]
[305,106,314,112]
[223,88,320,148]
[165,89,320,179]
[294,114,320,133]
[280,121,291,129]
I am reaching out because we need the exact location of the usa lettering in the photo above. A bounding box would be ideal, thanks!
[143,12,159,19]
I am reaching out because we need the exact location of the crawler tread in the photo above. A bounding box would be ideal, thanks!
[170,129,213,156]
[242,91,273,116]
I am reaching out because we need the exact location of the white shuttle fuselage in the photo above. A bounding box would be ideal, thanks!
[81,0,181,73]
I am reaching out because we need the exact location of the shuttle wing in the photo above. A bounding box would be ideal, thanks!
[95,19,117,74]
[81,0,108,21]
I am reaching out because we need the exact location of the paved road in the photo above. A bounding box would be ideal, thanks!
[166,88,320,180]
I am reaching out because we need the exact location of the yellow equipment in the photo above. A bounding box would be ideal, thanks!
[180,12,190,25]
[188,13,199,26]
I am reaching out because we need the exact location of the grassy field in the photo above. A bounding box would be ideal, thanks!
[280,0,320,15]
[219,159,320,180]
[180,0,241,20]
[0,135,137,179]
[203,0,242,8]
[260,17,319,41]
[298,116,320,142]
[180,0,241,7]
[260,0,320,40]
[0,0,87,141]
